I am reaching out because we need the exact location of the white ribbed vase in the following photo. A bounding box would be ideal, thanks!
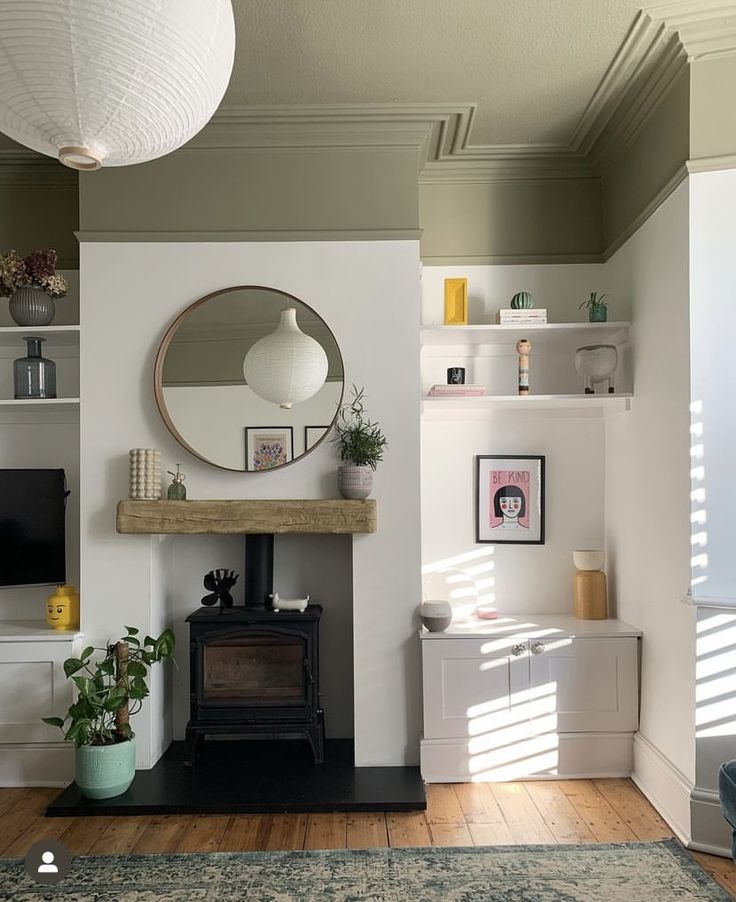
[129,449,161,501]
[338,465,373,500]
[9,287,55,326]
[0,2,235,170]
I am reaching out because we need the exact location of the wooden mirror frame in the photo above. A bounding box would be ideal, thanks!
[154,286,345,473]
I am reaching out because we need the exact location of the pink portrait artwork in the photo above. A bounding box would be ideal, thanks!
[488,469,531,531]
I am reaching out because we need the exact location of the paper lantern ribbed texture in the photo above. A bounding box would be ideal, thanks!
[0,0,235,170]
[244,309,329,410]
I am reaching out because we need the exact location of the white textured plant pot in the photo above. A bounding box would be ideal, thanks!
[573,550,605,571]
[8,286,55,326]
[338,465,373,500]
[75,738,135,800]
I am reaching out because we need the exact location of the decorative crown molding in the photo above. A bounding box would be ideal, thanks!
[1,4,721,189]
[644,1,736,59]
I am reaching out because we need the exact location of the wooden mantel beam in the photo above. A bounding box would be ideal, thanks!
[116,499,377,535]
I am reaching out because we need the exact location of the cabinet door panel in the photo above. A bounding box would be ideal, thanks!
[423,638,528,740]
[529,637,638,732]
[0,641,75,743]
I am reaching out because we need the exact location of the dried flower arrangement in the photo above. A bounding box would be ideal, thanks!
[0,248,67,298]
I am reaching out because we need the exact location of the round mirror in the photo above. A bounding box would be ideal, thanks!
[154,287,344,472]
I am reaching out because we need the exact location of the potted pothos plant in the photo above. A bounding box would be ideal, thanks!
[43,626,175,800]
[332,385,387,500]
[579,290,608,323]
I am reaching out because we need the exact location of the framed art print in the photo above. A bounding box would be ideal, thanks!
[305,425,329,452]
[475,455,545,544]
[245,427,294,472]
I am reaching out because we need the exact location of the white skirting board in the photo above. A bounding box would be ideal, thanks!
[420,732,634,782]
[0,744,73,787]
[690,787,732,858]
[631,733,694,845]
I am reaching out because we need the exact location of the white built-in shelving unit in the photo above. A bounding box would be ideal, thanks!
[420,321,633,418]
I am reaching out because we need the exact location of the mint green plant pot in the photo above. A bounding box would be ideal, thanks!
[75,738,135,799]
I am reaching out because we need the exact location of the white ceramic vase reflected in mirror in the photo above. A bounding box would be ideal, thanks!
[155,287,344,472]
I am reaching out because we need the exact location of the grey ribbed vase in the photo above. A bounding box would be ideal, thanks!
[8,286,55,326]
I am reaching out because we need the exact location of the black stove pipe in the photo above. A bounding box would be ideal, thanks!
[244,533,274,609]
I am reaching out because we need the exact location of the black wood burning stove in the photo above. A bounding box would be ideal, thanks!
[185,605,325,766]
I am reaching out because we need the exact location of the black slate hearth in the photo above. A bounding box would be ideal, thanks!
[46,739,426,817]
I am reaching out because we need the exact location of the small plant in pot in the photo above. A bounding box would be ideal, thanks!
[579,291,608,323]
[43,627,174,800]
[0,248,67,326]
[332,385,387,500]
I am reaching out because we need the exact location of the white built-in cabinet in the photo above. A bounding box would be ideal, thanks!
[420,614,640,782]
[0,622,81,785]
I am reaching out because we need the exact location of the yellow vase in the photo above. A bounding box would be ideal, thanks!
[573,570,608,620]
[46,585,80,630]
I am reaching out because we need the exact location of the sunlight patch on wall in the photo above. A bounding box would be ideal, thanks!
[696,609,736,739]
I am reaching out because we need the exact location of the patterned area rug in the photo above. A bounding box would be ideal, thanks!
[0,840,731,901]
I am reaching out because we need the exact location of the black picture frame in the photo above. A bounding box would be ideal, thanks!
[305,425,329,453]
[245,427,295,472]
[475,454,546,545]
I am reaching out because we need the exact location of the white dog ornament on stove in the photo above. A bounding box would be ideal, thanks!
[269,593,309,612]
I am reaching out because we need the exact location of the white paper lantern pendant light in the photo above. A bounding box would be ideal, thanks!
[0,1,235,170]
[244,308,329,410]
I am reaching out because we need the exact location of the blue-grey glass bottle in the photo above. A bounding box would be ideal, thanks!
[14,336,56,399]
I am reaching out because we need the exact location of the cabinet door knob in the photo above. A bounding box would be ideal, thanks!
[511,643,526,656]
[531,641,545,655]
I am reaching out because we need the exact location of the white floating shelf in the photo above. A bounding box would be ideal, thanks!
[422,393,633,418]
[0,398,80,409]
[421,322,631,353]
[0,325,80,346]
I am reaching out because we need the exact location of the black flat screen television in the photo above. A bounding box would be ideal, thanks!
[0,469,67,588]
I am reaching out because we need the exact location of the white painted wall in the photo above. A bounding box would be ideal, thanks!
[422,416,605,615]
[80,240,421,768]
[163,382,342,470]
[688,169,736,854]
[604,184,696,825]
[421,263,610,616]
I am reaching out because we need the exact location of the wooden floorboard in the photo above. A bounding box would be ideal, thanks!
[0,781,734,895]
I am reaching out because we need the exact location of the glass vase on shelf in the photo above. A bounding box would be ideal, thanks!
[13,336,56,399]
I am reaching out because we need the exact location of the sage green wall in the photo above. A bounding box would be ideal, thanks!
[690,55,736,163]
[79,147,420,237]
[600,68,690,257]
[0,169,78,267]
[418,177,602,264]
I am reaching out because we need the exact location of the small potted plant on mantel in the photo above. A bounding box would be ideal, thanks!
[579,290,608,323]
[43,626,174,799]
[332,385,387,500]
[0,248,67,326]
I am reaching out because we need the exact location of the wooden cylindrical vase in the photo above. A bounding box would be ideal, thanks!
[574,569,608,620]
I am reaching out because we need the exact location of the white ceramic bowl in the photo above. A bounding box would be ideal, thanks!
[573,550,605,571]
